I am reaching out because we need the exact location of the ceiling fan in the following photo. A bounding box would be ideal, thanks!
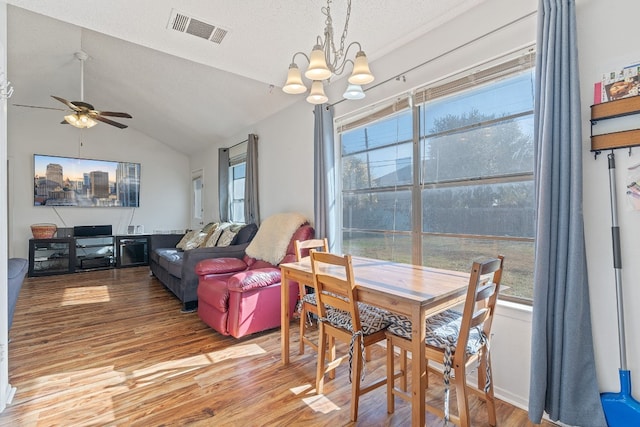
[14,51,132,129]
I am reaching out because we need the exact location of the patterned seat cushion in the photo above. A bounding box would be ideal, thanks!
[324,302,390,335]
[321,302,390,384]
[387,309,491,423]
[301,292,317,306]
[387,309,484,355]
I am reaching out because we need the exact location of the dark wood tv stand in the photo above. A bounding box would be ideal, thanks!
[28,235,149,277]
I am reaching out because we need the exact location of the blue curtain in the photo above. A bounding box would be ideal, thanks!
[313,104,337,251]
[244,134,260,225]
[218,147,229,222]
[528,1,606,425]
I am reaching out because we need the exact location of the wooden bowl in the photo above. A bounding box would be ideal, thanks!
[30,223,57,239]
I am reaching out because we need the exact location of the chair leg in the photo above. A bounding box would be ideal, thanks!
[480,350,497,426]
[299,305,307,355]
[350,334,363,422]
[328,335,336,380]
[400,348,407,392]
[316,323,328,394]
[386,336,395,414]
[453,361,471,427]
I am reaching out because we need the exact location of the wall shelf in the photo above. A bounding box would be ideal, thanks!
[591,96,640,153]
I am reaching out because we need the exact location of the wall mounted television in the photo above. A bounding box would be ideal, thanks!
[33,154,140,207]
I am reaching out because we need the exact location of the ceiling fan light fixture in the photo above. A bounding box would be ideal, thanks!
[65,113,97,129]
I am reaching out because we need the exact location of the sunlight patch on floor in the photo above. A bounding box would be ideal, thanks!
[289,383,313,395]
[131,343,267,387]
[302,393,341,414]
[23,366,126,424]
[61,286,111,305]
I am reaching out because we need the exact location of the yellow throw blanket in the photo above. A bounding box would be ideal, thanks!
[245,212,308,265]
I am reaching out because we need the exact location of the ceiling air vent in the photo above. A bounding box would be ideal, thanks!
[167,9,229,45]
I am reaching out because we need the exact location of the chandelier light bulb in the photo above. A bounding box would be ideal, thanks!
[305,45,332,81]
[306,81,329,104]
[343,84,365,100]
[282,63,307,94]
[348,51,375,85]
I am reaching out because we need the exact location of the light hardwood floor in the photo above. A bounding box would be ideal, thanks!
[2,267,554,426]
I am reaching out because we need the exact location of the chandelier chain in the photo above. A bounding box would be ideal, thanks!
[322,0,352,72]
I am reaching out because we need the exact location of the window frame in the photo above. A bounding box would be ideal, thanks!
[338,50,536,305]
[227,141,247,223]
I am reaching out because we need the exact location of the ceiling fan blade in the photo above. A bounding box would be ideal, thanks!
[13,103,67,112]
[51,95,81,112]
[97,111,133,118]
[92,114,128,129]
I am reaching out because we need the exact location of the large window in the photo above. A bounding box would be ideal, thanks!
[228,142,247,223]
[340,53,535,302]
[229,162,245,222]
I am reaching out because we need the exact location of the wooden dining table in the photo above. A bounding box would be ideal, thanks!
[280,255,470,426]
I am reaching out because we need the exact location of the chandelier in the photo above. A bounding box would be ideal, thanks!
[282,0,374,104]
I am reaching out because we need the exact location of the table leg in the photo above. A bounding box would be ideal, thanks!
[281,269,290,365]
[411,304,427,426]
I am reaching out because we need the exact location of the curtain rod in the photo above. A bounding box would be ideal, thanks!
[334,40,535,125]
[222,138,249,151]
[330,10,537,108]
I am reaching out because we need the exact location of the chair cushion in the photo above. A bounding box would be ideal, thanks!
[195,257,247,275]
[324,303,390,336]
[155,248,182,263]
[158,250,183,272]
[166,258,183,278]
[228,268,281,292]
[387,309,485,355]
[301,292,317,305]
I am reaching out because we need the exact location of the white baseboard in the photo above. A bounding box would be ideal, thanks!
[0,383,16,413]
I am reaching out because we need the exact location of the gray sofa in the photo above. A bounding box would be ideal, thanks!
[8,258,28,329]
[149,223,258,312]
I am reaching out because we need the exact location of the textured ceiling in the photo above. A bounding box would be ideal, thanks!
[6,0,485,154]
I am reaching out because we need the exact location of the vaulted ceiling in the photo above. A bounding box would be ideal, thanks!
[6,0,485,155]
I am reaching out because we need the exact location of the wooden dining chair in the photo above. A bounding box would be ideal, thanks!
[293,238,329,355]
[310,250,390,422]
[385,255,504,427]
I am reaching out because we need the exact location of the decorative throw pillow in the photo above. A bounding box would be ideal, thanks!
[230,223,245,232]
[176,229,199,250]
[201,222,219,234]
[183,231,208,250]
[204,222,231,247]
[201,223,219,244]
[216,228,238,247]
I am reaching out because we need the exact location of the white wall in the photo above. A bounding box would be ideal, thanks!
[8,112,191,259]
[190,99,316,226]
[578,0,640,396]
[192,0,640,413]
[0,1,10,413]
[189,0,539,409]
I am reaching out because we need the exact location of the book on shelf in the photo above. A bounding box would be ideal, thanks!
[600,63,640,103]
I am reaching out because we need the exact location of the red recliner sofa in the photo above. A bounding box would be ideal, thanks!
[195,223,314,338]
